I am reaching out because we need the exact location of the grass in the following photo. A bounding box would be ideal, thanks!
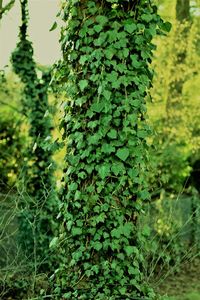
[165,292,200,300]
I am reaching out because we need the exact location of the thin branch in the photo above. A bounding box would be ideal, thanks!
[0,0,15,20]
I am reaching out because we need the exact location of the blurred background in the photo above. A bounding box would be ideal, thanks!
[0,0,200,299]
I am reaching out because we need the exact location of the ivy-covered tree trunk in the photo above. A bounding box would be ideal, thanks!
[11,0,57,271]
[54,1,167,299]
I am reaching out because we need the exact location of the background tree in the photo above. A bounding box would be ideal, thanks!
[11,0,57,272]
[176,0,190,21]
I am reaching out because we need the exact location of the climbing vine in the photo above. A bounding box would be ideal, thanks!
[11,0,57,271]
[53,0,170,299]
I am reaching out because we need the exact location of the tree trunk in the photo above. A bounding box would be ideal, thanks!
[54,1,165,299]
[166,0,191,121]
[11,0,57,273]
[176,0,190,21]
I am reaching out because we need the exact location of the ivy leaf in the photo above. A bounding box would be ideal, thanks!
[49,21,57,31]
[49,237,58,248]
[116,148,130,161]
[161,21,172,32]
[119,287,127,295]
[80,55,88,64]
[122,223,132,238]
[93,241,102,251]
[130,55,141,69]
[128,266,140,275]
[91,102,104,113]
[111,228,121,238]
[123,48,129,58]
[124,23,137,34]
[124,246,137,256]
[105,49,115,59]
[72,227,82,236]
[111,163,123,176]
[94,24,103,33]
[142,225,151,237]
[98,164,111,179]
[96,15,108,26]
[128,168,138,180]
[107,129,117,139]
[101,143,115,154]
[79,79,88,91]
[141,14,153,22]
[103,90,112,100]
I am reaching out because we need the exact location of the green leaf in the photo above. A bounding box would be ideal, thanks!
[79,79,88,91]
[111,228,121,238]
[141,14,153,22]
[72,227,82,236]
[130,54,141,68]
[161,21,172,32]
[116,148,130,161]
[119,287,127,295]
[98,164,110,179]
[107,129,117,139]
[111,162,123,176]
[96,15,108,26]
[88,133,101,145]
[69,182,78,191]
[122,223,132,238]
[128,168,139,179]
[75,190,81,200]
[49,237,58,248]
[142,225,151,237]
[94,24,103,33]
[93,241,102,251]
[91,102,104,113]
[79,55,88,64]
[105,49,115,59]
[123,48,129,58]
[103,90,112,100]
[49,21,57,31]
[128,266,140,275]
[124,23,137,34]
[101,143,115,154]
[124,246,137,256]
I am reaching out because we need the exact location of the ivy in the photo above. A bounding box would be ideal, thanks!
[11,0,57,271]
[54,0,168,299]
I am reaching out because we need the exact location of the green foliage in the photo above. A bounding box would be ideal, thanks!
[0,70,26,188]
[53,1,169,299]
[148,18,200,194]
[0,114,25,188]
[10,0,58,271]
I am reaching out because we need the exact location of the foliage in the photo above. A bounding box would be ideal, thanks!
[0,70,26,188]
[0,114,25,188]
[53,1,170,299]
[10,0,58,271]
[148,17,200,194]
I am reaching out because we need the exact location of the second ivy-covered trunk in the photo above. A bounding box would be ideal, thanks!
[11,0,57,272]
[55,1,168,299]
